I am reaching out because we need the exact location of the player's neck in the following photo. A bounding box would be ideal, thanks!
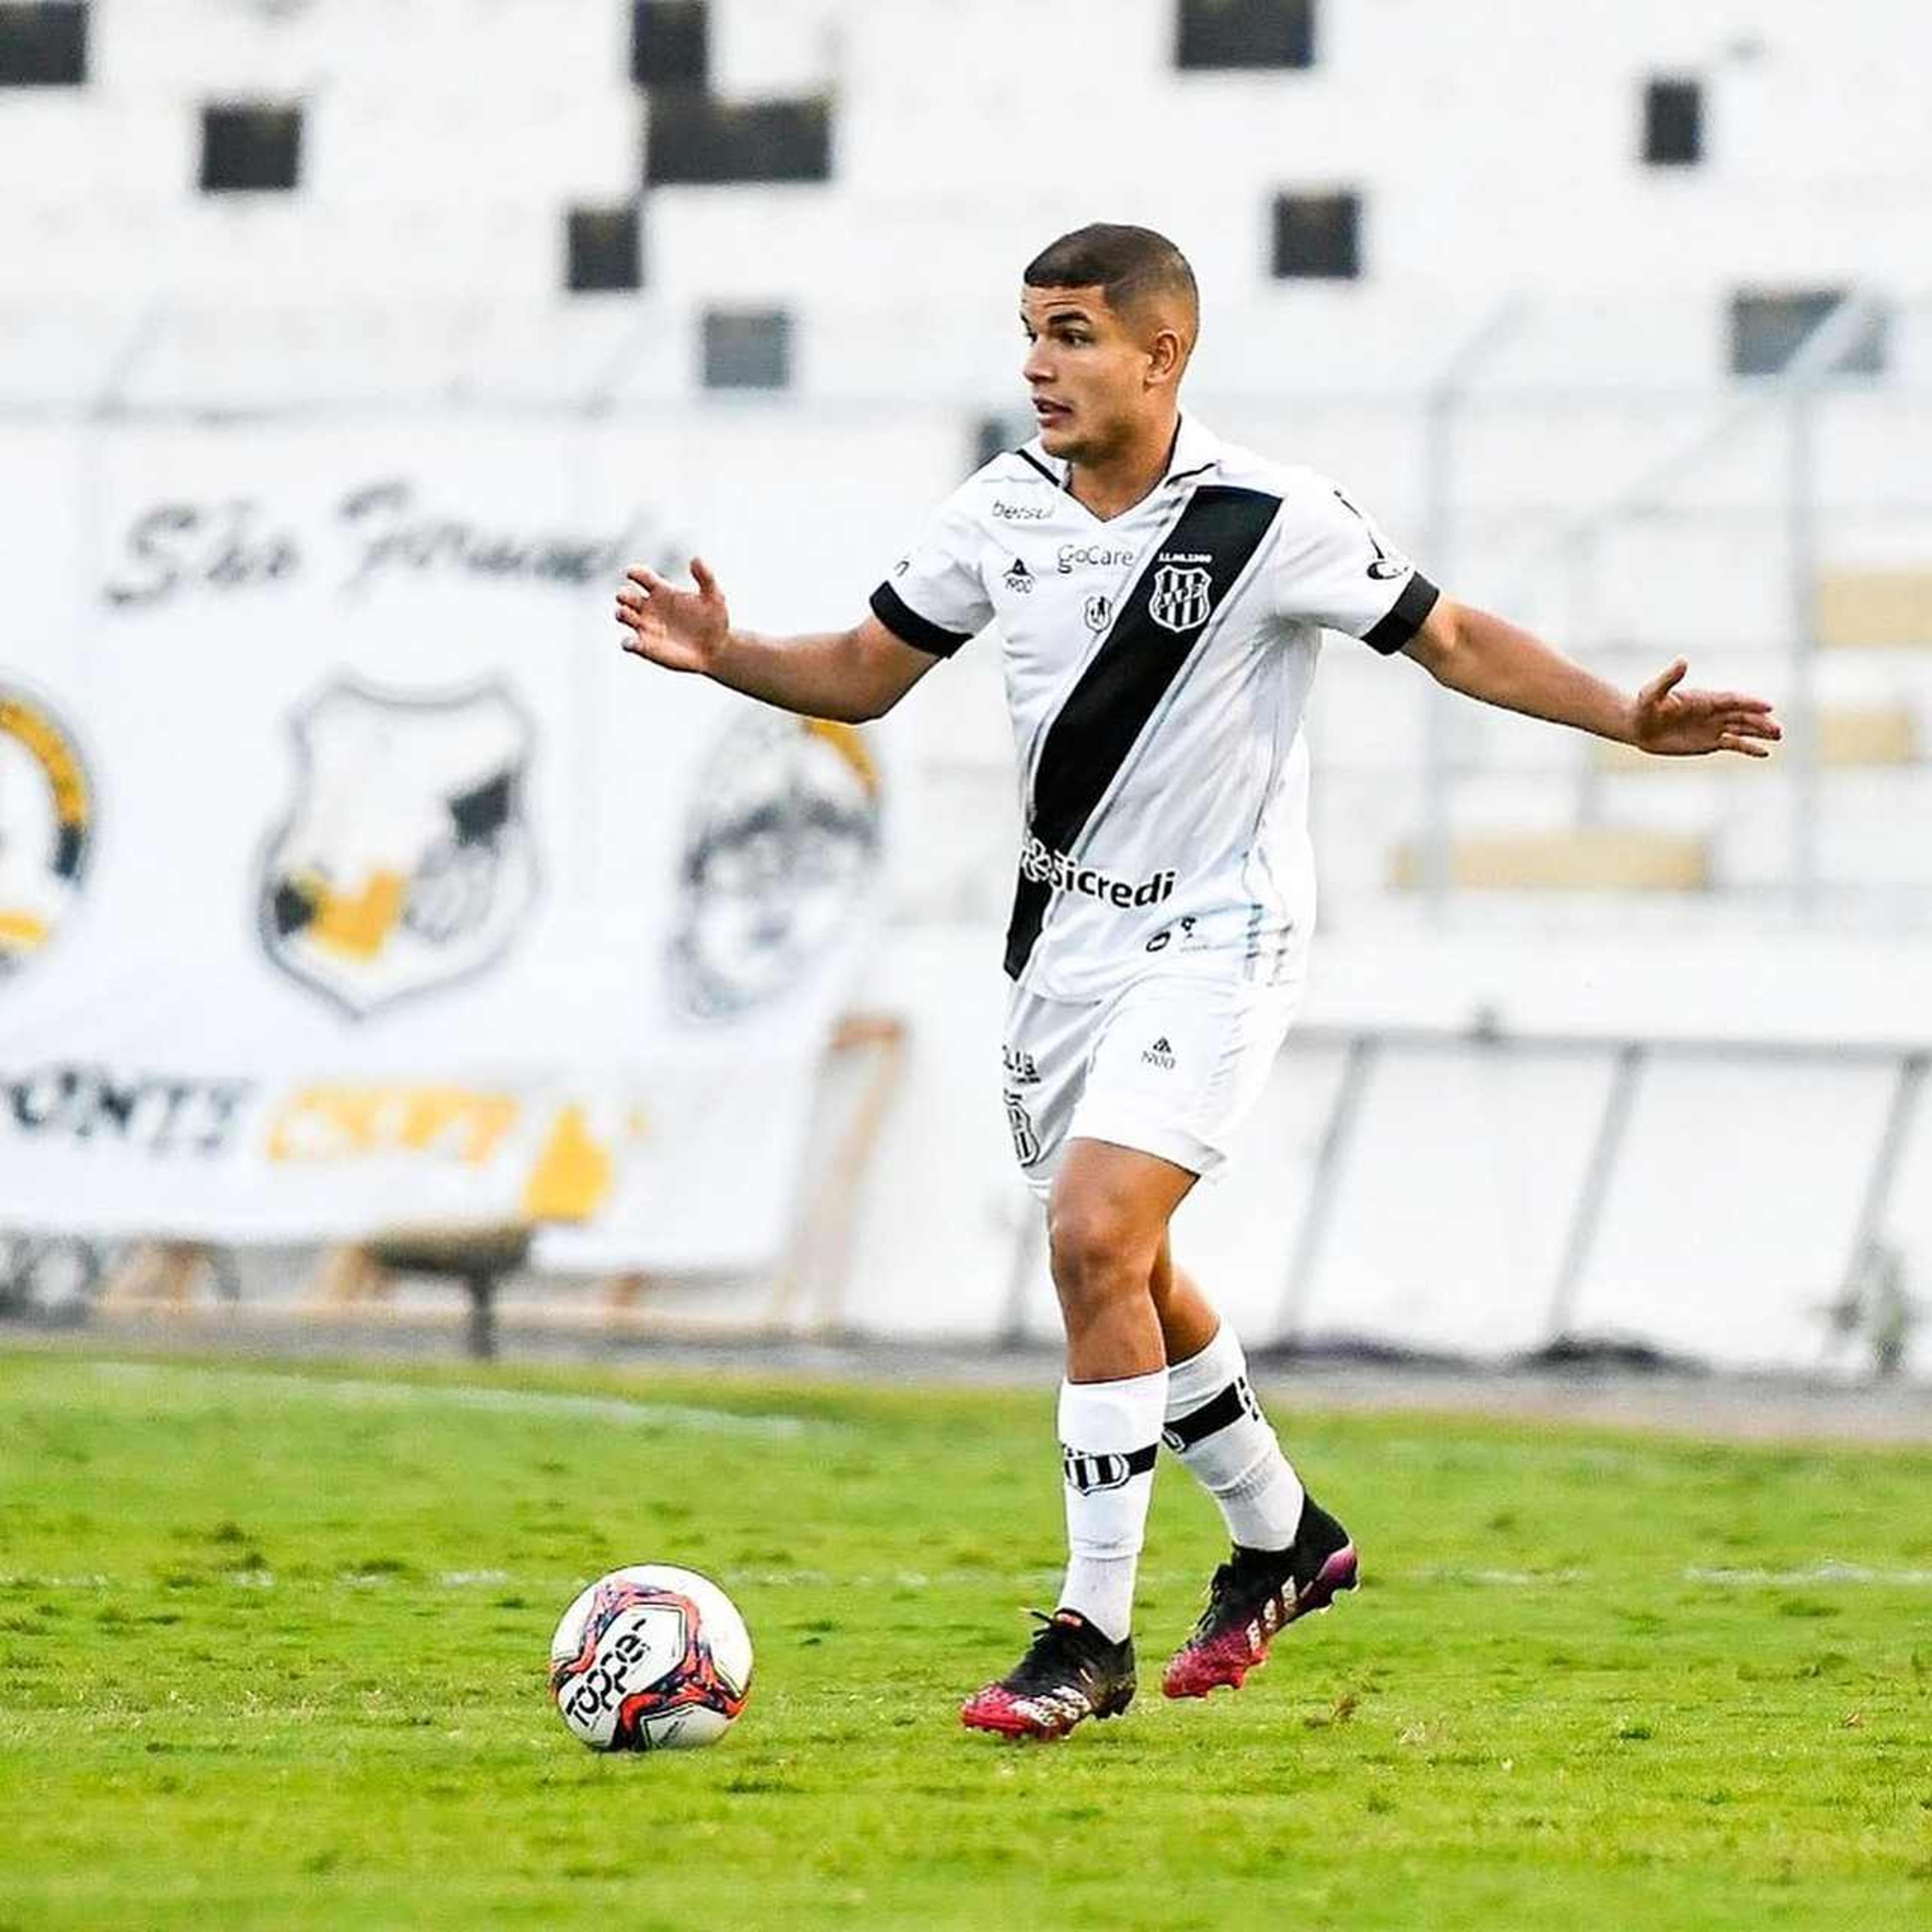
[1067,411,1181,522]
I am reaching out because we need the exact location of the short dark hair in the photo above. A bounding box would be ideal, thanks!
[1023,223,1198,328]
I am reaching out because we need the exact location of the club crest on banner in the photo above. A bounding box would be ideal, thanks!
[0,681,94,982]
[259,678,537,1018]
[668,712,881,1019]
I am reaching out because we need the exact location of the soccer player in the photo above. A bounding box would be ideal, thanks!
[615,224,1781,1741]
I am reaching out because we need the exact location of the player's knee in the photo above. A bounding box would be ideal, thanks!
[1048,1197,1150,1316]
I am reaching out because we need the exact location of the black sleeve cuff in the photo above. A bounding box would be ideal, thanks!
[1361,573,1440,656]
[870,582,972,659]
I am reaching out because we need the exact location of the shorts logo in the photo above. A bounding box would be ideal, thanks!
[1002,1045,1041,1086]
[260,678,536,1018]
[1148,564,1214,633]
[1003,1091,1039,1165]
[1062,1447,1136,1495]
[1003,557,1034,594]
[1082,593,1112,633]
[1141,1035,1175,1071]
[0,682,94,983]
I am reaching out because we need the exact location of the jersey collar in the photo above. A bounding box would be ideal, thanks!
[1019,411,1222,495]
[1161,411,1222,487]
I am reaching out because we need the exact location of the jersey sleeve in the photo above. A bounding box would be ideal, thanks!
[1272,477,1440,655]
[867,487,993,660]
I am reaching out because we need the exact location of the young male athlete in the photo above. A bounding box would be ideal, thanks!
[615,224,1781,1741]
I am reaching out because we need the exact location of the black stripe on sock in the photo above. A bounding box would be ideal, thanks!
[1362,573,1440,655]
[1060,1441,1159,1494]
[1161,1379,1254,1452]
[1004,485,1281,979]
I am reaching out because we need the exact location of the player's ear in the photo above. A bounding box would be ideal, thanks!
[1145,326,1184,386]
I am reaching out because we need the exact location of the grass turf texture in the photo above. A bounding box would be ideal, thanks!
[1,1352,1928,1930]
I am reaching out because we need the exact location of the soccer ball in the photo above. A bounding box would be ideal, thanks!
[547,1564,753,1752]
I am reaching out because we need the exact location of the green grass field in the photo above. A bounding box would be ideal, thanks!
[1,1349,1928,1930]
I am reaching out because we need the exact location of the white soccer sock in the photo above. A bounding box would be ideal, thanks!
[1163,1324,1306,1551]
[1056,1367,1167,1643]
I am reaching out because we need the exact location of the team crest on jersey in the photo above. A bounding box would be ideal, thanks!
[668,712,881,1019]
[1082,593,1112,633]
[1148,564,1214,633]
[259,679,537,1018]
[0,681,94,983]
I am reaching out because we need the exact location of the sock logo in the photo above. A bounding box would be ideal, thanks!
[1062,1442,1158,1494]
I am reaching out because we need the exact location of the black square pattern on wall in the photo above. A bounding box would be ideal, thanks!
[702,309,792,390]
[1176,0,1314,71]
[646,91,831,186]
[1643,77,1703,166]
[568,205,643,293]
[0,2,88,86]
[200,104,303,193]
[1730,290,1886,377]
[632,1,706,88]
[1271,190,1359,279]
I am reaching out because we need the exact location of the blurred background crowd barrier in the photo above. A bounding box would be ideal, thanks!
[1,1,1926,1375]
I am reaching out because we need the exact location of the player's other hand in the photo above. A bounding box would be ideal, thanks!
[1630,659,1783,758]
[616,557,729,674]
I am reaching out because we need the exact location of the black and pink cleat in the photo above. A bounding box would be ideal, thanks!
[1162,1498,1358,1700]
[960,1609,1137,1740]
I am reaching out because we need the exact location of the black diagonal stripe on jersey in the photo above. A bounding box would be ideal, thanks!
[1003,484,1281,980]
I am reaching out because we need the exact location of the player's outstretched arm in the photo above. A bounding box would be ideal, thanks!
[615,558,941,724]
[1404,597,1783,757]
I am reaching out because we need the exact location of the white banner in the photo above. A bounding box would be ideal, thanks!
[0,418,930,1270]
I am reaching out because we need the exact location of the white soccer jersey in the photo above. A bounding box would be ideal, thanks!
[871,414,1438,1001]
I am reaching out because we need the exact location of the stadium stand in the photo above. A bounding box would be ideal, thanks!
[3,1,1928,1366]
[5,3,1928,913]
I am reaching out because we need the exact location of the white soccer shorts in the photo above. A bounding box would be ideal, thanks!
[1000,966,1306,1200]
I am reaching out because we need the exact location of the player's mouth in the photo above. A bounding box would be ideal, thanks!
[1032,397,1072,427]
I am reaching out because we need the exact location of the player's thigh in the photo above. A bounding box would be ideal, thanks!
[1069,971,1302,1186]
[1048,1138,1197,1289]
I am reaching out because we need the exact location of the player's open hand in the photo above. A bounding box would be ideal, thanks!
[1631,660,1783,758]
[616,557,729,674]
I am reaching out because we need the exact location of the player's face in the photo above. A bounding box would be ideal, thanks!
[1019,285,1166,463]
